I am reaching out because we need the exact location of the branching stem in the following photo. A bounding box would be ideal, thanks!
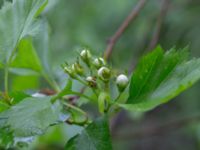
[104,0,147,60]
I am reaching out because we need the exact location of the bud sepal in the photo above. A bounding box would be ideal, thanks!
[97,67,111,82]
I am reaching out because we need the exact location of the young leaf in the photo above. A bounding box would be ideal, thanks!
[0,101,9,113]
[0,128,14,148]
[34,19,52,75]
[0,97,60,137]
[119,46,200,111]
[9,38,42,74]
[0,0,48,64]
[11,75,39,91]
[9,91,30,105]
[65,117,113,150]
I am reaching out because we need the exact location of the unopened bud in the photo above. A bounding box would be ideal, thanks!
[80,49,91,64]
[64,66,76,78]
[72,62,84,76]
[86,76,96,88]
[98,92,110,114]
[116,74,129,92]
[98,67,111,82]
[93,57,106,69]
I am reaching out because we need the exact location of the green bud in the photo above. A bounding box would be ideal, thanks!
[93,57,106,69]
[116,74,129,92]
[98,92,110,114]
[86,76,97,88]
[80,49,91,64]
[97,67,111,82]
[72,62,84,76]
[64,66,76,78]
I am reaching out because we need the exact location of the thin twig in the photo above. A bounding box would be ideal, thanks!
[67,86,87,104]
[129,0,170,72]
[147,0,170,50]
[104,0,147,60]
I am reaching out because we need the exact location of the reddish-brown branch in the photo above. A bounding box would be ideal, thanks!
[66,86,87,104]
[129,0,170,72]
[147,0,170,50]
[104,0,147,61]
[39,87,86,104]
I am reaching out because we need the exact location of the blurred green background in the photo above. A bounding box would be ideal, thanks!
[1,0,200,149]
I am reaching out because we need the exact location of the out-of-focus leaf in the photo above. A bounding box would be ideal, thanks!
[119,46,200,111]
[9,68,39,76]
[65,116,112,150]
[32,19,60,91]
[9,91,30,105]
[0,97,60,137]
[11,75,39,91]
[0,128,14,148]
[10,38,42,74]
[51,79,73,103]
[34,19,51,75]
[0,101,9,113]
[0,0,48,63]
[0,62,3,68]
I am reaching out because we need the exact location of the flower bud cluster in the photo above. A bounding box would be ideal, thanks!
[63,49,129,93]
[62,49,130,114]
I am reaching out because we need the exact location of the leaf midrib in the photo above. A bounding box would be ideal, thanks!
[8,1,37,64]
[133,53,162,100]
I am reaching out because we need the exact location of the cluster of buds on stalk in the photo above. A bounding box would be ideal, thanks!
[62,49,129,113]
[63,60,84,78]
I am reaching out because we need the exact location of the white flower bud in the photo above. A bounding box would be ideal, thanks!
[86,76,96,87]
[64,66,76,78]
[86,76,94,82]
[98,67,111,82]
[72,62,84,76]
[80,49,91,63]
[93,57,106,69]
[116,74,129,92]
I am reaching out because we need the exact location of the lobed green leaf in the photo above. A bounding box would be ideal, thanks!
[0,97,60,137]
[119,46,200,111]
[65,117,113,150]
[10,38,42,74]
[0,0,48,64]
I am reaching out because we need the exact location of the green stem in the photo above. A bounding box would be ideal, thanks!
[105,91,123,114]
[75,77,88,86]
[4,65,9,95]
[42,72,60,92]
[63,102,89,126]
[51,89,95,103]
[70,91,95,101]
[63,102,86,115]
[92,88,98,97]
[114,92,123,102]
[76,77,99,98]
[4,40,21,99]
[105,82,110,93]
